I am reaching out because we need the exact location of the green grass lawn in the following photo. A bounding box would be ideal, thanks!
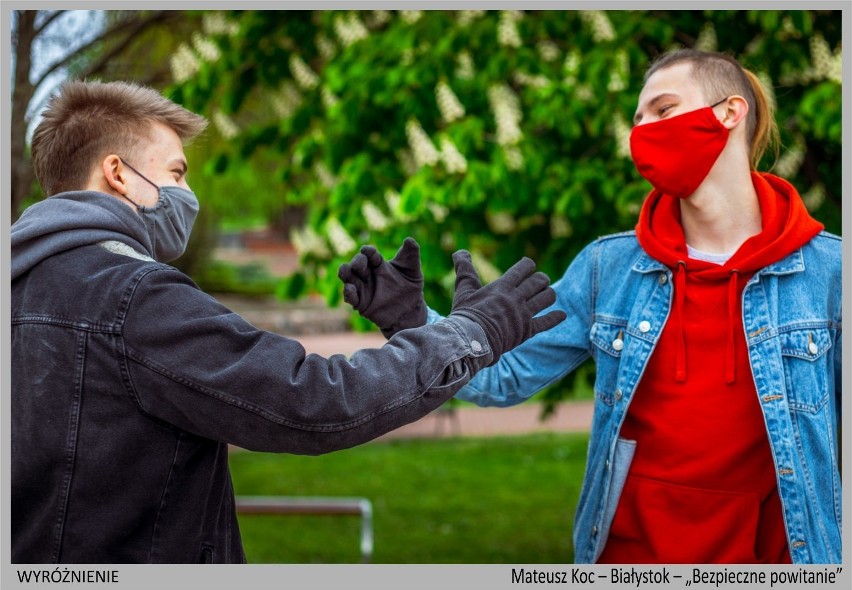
[229,432,589,564]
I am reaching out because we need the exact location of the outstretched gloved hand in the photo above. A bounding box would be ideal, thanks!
[338,237,427,338]
[448,250,566,365]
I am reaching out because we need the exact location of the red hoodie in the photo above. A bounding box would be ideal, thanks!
[597,172,823,564]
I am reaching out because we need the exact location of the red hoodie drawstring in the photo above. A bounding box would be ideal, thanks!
[725,270,740,385]
[674,261,687,382]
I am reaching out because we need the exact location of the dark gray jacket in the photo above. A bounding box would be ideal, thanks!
[11,192,492,563]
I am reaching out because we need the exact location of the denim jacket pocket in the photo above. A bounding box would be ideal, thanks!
[779,327,831,413]
[590,319,627,406]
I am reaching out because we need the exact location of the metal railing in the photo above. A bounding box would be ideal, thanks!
[235,496,374,563]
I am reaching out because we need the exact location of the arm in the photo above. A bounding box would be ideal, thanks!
[430,242,598,407]
[121,253,563,454]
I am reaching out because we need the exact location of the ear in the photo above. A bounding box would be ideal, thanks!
[717,95,749,130]
[101,155,130,195]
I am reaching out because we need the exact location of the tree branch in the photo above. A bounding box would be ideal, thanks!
[33,10,171,89]
[33,10,66,36]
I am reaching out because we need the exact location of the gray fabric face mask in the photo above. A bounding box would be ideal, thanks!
[120,159,199,262]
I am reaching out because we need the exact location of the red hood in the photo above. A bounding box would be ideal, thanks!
[633,172,823,385]
[636,172,824,275]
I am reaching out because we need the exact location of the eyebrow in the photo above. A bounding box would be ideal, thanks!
[633,92,679,125]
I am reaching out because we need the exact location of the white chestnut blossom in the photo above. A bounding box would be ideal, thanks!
[486,210,516,234]
[334,13,369,47]
[550,214,573,238]
[455,51,475,80]
[810,34,842,83]
[470,251,502,284]
[802,183,825,211]
[757,71,776,109]
[170,43,200,83]
[202,12,239,36]
[315,33,337,61]
[497,11,523,48]
[612,113,632,159]
[428,202,449,223]
[367,10,392,28]
[607,50,629,93]
[291,225,331,258]
[503,145,524,171]
[513,71,550,89]
[399,10,423,24]
[694,22,718,52]
[362,201,390,231]
[457,10,485,27]
[488,83,523,146]
[436,81,466,123]
[385,189,413,222]
[537,40,560,62]
[321,86,340,109]
[773,136,806,178]
[191,32,221,62]
[271,82,303,119]
[405,119,441,167]
[439,137,468,174]
[397,149,418,177]
[212,111,239,139]
[289,55,319,90]
[326,217,357,256]
[580,10,615,43]
[313,162,337,189]
[575,84,594,102]
[563,50,580,86]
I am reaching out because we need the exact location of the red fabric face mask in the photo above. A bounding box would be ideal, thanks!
[630,98,729,199]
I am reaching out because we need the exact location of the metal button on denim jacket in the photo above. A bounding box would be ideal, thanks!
[448,230,842,564]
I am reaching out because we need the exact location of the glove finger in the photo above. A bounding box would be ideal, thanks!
[338,262,353,282]
[342,282,361,307]
[525,284,557,315]
[392,237,423,278]
[349,252,371,279]
[498,256,536,287]
[452,250,482,299]
[531,310,567,336]
[361,245,384,269]
[514,271,552,303]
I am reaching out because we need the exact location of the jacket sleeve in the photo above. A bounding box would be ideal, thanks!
[119,266,492,454]
[429,241,598,407]
[834,307,841,423]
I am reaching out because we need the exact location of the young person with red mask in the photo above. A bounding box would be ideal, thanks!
[337,49,842,564]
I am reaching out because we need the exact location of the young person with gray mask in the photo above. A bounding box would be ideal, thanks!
[339,49,841,564]
[10,80,566,563]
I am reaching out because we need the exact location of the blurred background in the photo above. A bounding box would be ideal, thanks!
[11,9,843,563]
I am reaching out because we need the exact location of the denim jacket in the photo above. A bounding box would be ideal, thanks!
[12,241,492,563]
[445,230,842,564]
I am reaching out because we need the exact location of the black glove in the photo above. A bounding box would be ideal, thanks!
[338,237,427,338]
[448,250,566,365]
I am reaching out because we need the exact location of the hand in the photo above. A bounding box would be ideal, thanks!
[448,251,566,365]
[338,237,427,338]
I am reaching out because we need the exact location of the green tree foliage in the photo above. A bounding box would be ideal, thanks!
[174,9,841,311]
[173,10,841,407]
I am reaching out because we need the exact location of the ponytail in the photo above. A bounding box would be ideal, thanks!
[742,68,779,169]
